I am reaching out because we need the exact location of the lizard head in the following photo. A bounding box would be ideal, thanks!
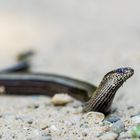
[84,67,134,114]
[103,67,134,89]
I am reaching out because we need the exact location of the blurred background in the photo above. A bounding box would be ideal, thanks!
[0,0,139,105]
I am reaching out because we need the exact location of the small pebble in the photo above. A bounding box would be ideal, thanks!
[127,106,134,110]
[131,115,140,124]
[51,93,73,105]
[42,133,52,140]
[73,106,83,114]
[105,115,120,123]
[83,112,105,124]
[123,118,133,127]
[119,131,132,140]
[82,131,88,137]
[49,125,58,131]
[28,120,33,125]
[27,104,40,109]
[49,125,59,134]
[41,125,49,130]
[98,132,118,140]
[111,120,125,134]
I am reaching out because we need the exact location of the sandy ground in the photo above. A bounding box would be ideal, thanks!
[0,0,140,139]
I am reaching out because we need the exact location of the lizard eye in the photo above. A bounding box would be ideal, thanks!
[116,68,129,74]
[116,68,124,73]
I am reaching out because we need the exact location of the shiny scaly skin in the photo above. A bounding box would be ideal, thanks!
[0,67,134,114]
[0,73,96,102]
[83,67,134,113]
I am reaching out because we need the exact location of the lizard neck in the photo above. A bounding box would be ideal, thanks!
[83,78,123,114]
